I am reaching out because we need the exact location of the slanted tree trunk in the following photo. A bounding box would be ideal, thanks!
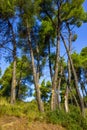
[26,22,44,112]
[84,86,87,96]
[57,64,63,109]
[65,26,72,112]
[8,21,17,104]
[81,82,87,96]
[67,24,79,107]
[61,33,85,116]
[48,41,53,81]
[64,60,70,113]
[69,87,79,107]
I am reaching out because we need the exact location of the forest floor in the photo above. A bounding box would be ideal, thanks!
[0,116,66,130]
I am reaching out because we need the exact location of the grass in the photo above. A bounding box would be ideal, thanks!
[0,97,44,121]
[0,97,87,130]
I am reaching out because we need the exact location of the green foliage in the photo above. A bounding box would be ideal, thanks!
[0,0,16,18]
[71,34,78,42]
[61,0,87,25]
[71,52,82,68]
[0,56,32,99]
[40,80,51,102]
[46,106,87,130]
[17,0,41,27]
[80,47,87,69]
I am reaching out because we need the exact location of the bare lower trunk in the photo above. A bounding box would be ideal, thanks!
[57,65,63,109]
[64,86,69,113]
[27,23,44,112]
[57,78,61,109]
[11,60,16,104]
[51,33,60,110]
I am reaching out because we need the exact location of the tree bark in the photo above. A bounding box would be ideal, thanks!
[26,22,44,112]
[64,86,69,113]
[8,21,17,104]
[16,66,23,99]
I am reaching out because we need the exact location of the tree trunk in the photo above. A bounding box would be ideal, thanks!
[64,86,69,113]
[69,87,79,107]
[51,32,60,110]
[51,1,61,111]
[61,33,85,116]
[64,24,72,112]
[11,59,16,104]
[9,21,17,104]
[26,22,44,112]
[48,41,53,81]
[57,64,63,109]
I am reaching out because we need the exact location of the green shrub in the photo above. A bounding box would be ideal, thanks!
[46,106,87,130]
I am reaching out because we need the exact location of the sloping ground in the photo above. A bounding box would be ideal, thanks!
[0,116,28,130]
[28,122,65,130]
[0,116,66,130]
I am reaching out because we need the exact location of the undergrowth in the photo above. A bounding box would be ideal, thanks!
[0,97,87,130]
[46,106,87,130]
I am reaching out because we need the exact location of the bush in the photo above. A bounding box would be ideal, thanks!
[46,106,87,130]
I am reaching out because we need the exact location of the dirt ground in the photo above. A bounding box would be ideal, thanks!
[0,116,66,130]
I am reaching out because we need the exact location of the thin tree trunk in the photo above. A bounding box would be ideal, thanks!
[64,86,69,113]
[81,85,85,98]
[61,33,85,116]
[81,82,87,96]
[26,22,44,112]
[48,41,53,81]
[11,59,16,104]
[16,65,23,99]
[69,87,79,107]
[67,25,79,107]
[64,37,71,112]
[36,45,40,84]
[57,64,63,109]
[84,86,87,96]
[8,21,17,104]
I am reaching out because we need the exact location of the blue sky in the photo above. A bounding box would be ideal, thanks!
[73,0,87,53]
[73,23,87,53]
